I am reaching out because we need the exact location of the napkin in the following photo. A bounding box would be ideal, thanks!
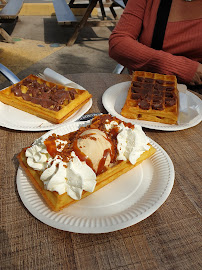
[178,84,200,124]
[43,68,80,89]
[178,84,188,113]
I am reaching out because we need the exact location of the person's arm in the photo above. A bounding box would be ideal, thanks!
[109,0,199,84]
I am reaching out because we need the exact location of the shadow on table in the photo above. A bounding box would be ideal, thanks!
[0,228,19,269]
[43,17,114,45]
[0,18,18,42]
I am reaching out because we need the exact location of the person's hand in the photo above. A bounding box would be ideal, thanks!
[190,63,202,85]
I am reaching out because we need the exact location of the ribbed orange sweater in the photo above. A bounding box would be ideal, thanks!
[109,0,202,84]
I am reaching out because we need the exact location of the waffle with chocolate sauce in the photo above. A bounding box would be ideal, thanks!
[0,75,92,124]
[18,115,156,212]
[121,71,179,124]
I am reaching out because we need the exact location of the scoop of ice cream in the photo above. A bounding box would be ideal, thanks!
[74,129,112,174]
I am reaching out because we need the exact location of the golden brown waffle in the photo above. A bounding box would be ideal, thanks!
[121,71,179,124]
[18,145,156,211]
[17,115,156,212]
[0,75,92,124]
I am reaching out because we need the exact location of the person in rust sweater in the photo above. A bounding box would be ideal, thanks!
[109,0,202,86]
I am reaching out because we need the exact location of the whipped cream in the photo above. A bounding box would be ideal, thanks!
[26,142,96,200]
[26,142,50,171]
[117,124,150,164]
[66,152,96,200]
[105,121,150,165]
[41,159,68,195]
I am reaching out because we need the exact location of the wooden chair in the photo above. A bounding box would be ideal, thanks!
[0,0,24,43]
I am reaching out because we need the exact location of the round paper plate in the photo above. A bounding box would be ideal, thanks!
[0,84,92,131]
[102,81,202,131]
[17,121,175,233]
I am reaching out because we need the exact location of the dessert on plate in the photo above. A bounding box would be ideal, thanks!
[0,74,92,123]
[121,71,179,124]
[18,114,156,211]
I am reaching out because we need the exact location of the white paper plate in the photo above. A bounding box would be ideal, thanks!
[102,81,202,131]
[0,84,92,131]
[17,121,175,234]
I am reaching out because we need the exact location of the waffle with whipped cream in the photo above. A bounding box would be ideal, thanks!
[0,74,92,123]
[121,71,179,124]
[18,114,156,211]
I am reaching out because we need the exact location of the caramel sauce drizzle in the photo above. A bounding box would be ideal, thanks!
[97,148,111,175]
[44,137,57,157]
